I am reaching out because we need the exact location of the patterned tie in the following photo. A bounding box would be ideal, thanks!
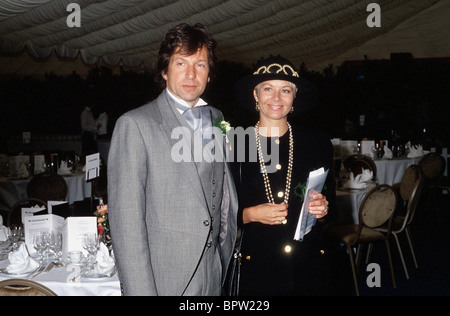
[176,104,212,147]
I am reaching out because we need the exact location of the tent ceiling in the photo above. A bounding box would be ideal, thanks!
[0,0,448,76]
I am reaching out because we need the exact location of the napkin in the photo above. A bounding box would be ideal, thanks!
[359,168,374,182]
[6,243,40,274]
[17,162,29,178]
[383,146,393,159]
[58,161,72,175]
[95,242,115,275]
[343,172,368,189]
[407,143,424,158]
[0,225,8,242]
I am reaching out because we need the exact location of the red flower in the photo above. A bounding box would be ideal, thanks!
[97,224,104,235]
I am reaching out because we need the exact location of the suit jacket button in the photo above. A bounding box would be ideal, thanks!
[206,241,212,248]
[203,220,209,226]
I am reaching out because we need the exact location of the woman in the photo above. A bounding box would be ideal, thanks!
[231,56,350,296]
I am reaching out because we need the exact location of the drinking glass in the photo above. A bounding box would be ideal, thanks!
[8,225,22,250]
[39,232,53,262]
[82,233,99,276]
[48,231,63,261]
[33,234,46,262]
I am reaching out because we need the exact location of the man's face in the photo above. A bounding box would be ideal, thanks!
[162,46,210,107]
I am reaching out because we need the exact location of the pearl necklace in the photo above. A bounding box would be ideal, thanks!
[255,121,294,207]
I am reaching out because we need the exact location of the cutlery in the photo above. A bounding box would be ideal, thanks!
[25,264,46,280]
[42,262,54,273]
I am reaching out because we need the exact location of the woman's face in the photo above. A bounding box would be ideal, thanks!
[253,80,296,122]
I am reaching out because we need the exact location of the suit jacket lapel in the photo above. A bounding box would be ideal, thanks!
[152,92,207,207]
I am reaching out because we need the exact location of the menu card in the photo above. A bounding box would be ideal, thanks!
[23,214,65,255]
[62,216,97,258]
[85,153,100,181]
[21,205,47,224]
[48,200,71,218]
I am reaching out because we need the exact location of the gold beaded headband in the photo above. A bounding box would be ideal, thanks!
[253,63,299,77]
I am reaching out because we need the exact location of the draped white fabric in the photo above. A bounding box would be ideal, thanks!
[0,0,447,74]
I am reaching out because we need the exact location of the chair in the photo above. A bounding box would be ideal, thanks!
[344,154,377,180]
[391,164,421,212]
[0,209,9,225]
[418,153,446,179]
[0,279,57,296]
[397,165,422,201]
[418,153,450,219]
[376,176,425,279]
[327,184,398,295]
[27,172,68,203]
[7,198,47,227]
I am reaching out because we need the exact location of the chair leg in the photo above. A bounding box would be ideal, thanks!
[347,244,360,296]
[355,244,363,269]
[365,243,374,264]
[385,239,397,289]
[393,233,409,279]
[405,226,419,269]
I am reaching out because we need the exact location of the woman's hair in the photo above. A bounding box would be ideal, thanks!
[156,23,217,89]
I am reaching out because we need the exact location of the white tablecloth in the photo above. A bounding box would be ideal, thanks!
[335,185,374,224]
[335,157,421,224]
[0,259,121,296]
[374,157,421,185]
[0,173,91,210]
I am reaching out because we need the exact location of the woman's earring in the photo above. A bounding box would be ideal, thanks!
[255,100,260,111]
[290,106,294,113]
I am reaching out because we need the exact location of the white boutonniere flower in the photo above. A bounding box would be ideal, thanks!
[213,117,232,150]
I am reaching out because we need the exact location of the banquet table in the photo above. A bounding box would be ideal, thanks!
[0,173,91,211]
[373,157,421,185]
[335,157,421,224]
[0,256,121,296]
[335,185,374,224]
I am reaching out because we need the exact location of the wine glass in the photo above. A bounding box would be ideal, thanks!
[82,233,99,276]
[7,225,22,250]
[48,231,62,262]
[33,234,47,262]
[39,231,53,262]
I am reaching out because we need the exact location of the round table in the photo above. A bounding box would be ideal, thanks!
[0,173,91,210]
[374,157,421,185]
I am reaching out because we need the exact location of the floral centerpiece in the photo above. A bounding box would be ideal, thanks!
[94,203,111,244]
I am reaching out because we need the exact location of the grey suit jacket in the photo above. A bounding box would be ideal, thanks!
[108,91,238,296]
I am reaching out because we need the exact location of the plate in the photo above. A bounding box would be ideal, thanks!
[0,265,40,278]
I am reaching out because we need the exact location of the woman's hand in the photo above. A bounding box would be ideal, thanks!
[243,202,288,225]
[308,193,329,219]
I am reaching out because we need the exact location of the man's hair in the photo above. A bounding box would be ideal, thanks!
[156,23,217,89]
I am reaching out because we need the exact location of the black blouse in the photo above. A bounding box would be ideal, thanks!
[231,125,337,295]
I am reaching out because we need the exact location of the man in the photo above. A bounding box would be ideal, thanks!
[108,23,238,296]
[80,103,98,155]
